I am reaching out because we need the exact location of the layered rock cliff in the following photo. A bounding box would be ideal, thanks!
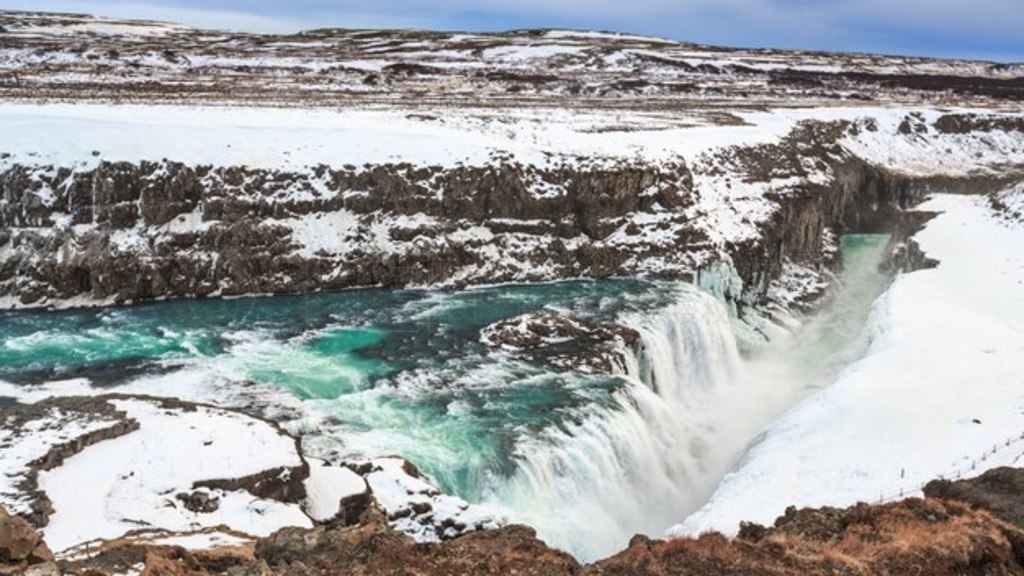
[2,111,1022,312]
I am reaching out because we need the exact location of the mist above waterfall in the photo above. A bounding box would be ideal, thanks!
[477,235,891,560]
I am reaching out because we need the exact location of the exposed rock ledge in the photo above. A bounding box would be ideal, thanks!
[480,310,642,373]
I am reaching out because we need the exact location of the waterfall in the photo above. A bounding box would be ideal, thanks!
[481,285,747,561]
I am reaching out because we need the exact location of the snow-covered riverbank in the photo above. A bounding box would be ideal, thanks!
[674,192,1024,536]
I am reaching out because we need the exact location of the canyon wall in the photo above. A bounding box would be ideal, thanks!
[3,112,1021,310]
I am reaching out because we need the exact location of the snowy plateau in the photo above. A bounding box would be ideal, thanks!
[0,9,1023,576]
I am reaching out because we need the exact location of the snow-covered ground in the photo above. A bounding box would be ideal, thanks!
[39,398,312,553]
[673,192,1024,536]
[303,457,366,522]
[1,102,1017,178]
[366,457,499,542]
[994,181,1024,223]
[0,404,122,518]
[4,9,1022,111]
[0,101,852,170]
[0,377,501,552]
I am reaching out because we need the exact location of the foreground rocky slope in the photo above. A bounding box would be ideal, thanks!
[39,468,1024,575]
[4,385,1023,576]
[0,507,55,575]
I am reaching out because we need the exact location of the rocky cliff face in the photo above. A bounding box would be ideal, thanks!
[0,159,700,306]
[2,112,1022,311]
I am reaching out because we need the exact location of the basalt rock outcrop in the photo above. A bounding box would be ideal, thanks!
[3,115,1018,312]
[0,159,701,307]
[480,310,642,373]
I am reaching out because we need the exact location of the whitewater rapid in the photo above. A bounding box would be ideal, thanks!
[0,237,891,562]
[479,287,745,559]
[479,235,891,560]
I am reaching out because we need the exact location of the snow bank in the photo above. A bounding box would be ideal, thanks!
[673,193,1024,537]
[303,458,367,522]
[0,405,121,517]
[994,181,1024,223]
[366,457,499,542]
[40,398,312,553]
[841,110,1024,177]
[0,102,928,173]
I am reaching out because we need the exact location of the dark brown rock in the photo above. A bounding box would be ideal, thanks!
[925,467,1024,529]
[335,490,372,527]
[0,507,42,562]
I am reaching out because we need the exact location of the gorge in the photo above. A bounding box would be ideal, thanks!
[1,10,1024,575]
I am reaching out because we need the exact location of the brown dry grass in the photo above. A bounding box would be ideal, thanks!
[595,498,1024,576]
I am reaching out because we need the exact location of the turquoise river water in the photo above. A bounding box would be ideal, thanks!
[0,235,891,560]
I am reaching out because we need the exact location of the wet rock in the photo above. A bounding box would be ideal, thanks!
[480,310,642,373]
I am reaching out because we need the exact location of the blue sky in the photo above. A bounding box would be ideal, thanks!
[2,0,1022,62]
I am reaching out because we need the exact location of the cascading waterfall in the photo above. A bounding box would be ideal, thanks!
[481,286,749,561]
[0,236,890,563]
[481,236,892,561]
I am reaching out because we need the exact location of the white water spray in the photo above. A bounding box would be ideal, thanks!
[481,285,764,561]
[483,237,891,561]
